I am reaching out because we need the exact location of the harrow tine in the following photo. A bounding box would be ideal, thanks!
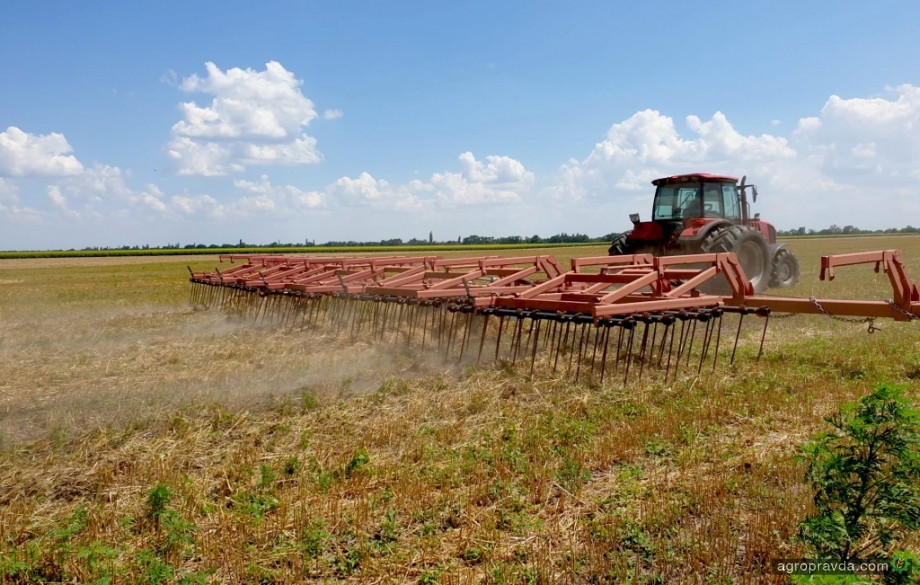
[529,319,542,376]
[458,311,473,361]
[731,313,745,365]
[599,324,611,383]
[697,315,713,376]
[477,313,490,363]
[590,322,602,373]
[613,326,624,373]
[712,312,723,371]
[574,323,588,382]
[494,315,506,362]
[623,324,636,385]
[511,317,525,366]
[664,321,677,383]
[685,318,698,368]
[758,312,770,360]
[637,320,650,380]
[553,322,570,374]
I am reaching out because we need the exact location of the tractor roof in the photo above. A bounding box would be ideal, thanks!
[652,173,738,186]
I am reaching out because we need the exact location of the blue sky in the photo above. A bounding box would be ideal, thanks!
[2,1,919,249]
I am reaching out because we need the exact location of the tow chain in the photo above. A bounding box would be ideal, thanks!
[886,298,920,321]
[809,296,880,333]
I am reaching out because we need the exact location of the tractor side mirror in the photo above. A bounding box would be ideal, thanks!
[752,186,758,203]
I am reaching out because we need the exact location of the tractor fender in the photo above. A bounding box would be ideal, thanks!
[676,219,734,244]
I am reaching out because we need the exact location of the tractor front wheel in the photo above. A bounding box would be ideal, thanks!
[608,232,633,256]
[769,248,800,288]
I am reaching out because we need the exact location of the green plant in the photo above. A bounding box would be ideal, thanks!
[798,382,920,561]
[345,448,370,478]
[146,484,173,522]
[136,548,174,585]
[283,456,302,476]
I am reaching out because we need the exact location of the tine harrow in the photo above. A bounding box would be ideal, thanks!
[189,249,920,385]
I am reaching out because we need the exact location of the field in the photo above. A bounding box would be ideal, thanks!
[1,237,919,583]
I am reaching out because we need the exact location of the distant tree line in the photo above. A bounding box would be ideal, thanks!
[777,225,920,236]
[75,233,620,251]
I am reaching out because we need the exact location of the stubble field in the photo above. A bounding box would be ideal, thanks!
[1,237,919,583]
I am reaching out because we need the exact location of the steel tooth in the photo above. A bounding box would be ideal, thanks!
[674,317,688,370]
[529,319,542,376]
[406,304,418,346]
[637,321,650,380]
[697,315,714,375]
[731,313,745,365]
[590,322,602,373]
[623,324,636,385]
[599,325,612,383]
[664,322,677,384]
[510,317,525,365]
[566,322,578,375]
[459,311,475,361]
[574,323,590,383]
[477,313,490,363]
[613,326,625,373]
[521,319,535,362]
[685,318,698,367]
[553,321,569,374]
[420,305,429,351]
[712,313,723,371]
[757,313,770,360]
[494,315,506,362]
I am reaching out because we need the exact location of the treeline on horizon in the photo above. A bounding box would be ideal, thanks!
[71,232,619,252]
[776,224,920,236]
[45,224,920,252]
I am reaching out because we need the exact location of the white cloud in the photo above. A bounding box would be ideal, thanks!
[430,152,534,206]
[0,177,19,203]
[323,109,343,120]
[166,61,322,176]
[232,175,324,213]
[0,127,84,177]
[328,172,427,211]
[46,185,80,219]
[326,152,533,211]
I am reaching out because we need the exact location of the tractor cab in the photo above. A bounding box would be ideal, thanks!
[624,173,774,251]
[609,172,799,292]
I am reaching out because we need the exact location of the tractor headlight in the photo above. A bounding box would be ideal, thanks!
[629,213,640,224]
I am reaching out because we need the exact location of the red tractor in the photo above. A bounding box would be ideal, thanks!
[608,173,799,292]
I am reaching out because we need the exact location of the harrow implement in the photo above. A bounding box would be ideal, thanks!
[189,249,919,384]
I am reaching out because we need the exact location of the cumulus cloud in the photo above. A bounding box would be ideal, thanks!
[326,152,533,211]
[323,109,343,120]
[0,127,84,177]
[167,61,324,176]
[430,152,534,206]
[0,177,19,203]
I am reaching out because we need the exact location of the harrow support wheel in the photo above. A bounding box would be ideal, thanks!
[698,225,771,294]
[769,248,800,289]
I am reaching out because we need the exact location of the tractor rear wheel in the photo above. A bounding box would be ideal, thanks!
[769,248,800,288]
[698,225,771,294]
[608,232,633,256]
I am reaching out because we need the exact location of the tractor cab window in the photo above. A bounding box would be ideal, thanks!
[721,184,741,220]
[701,184,723,217]
[652,184,700,221]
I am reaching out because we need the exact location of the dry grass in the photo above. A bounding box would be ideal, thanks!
[1,238,919,583]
